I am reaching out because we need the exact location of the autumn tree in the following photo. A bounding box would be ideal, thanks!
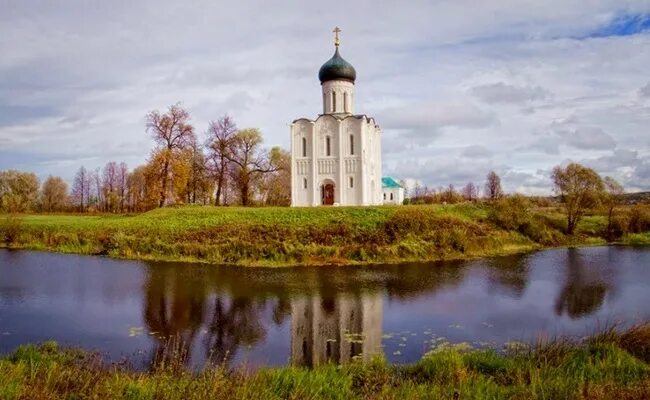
[226,128,278,206]
[462,182,479,201]
[0,170,40,212]
[41,176,69,212]
[552,163,604,235]
[126,166,152,211]
[102,161,119,212]
[603,176,625,235]
[71,166,91,211]
[485,171,503,200]
[260,147,291,206]
[184,140,212,204]
[206,115,237,205]
[146,103,195,207]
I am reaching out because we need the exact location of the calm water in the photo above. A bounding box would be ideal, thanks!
[0,247,649,370]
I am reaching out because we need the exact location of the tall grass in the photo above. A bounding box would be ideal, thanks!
[2,324,650,399]
[0,203,648,266]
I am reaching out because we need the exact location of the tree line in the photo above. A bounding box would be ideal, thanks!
[0,104,290,213]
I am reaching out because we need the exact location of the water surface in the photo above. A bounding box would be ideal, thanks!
[1,246,649,369]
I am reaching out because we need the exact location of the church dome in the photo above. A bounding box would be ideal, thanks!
[318,48,356,84]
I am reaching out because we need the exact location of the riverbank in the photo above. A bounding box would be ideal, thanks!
[2,324,650,399]
[0,203,648,266]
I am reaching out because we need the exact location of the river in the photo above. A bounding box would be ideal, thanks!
[0,246,649,370]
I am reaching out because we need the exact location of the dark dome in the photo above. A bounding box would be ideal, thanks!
[318,48,356,84]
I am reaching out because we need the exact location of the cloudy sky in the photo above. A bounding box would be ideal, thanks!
[1,0,649,194]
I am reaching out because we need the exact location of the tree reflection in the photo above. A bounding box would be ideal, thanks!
[143,267,206,369]
[555,249,609,319]
[203,296,267,364]
[485,254,529,298]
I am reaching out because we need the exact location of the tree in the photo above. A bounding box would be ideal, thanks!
[206,115,237,205]
[0,170,40,212]
[552,163,604,235]
[461,182,479,201]
[71,166,91,211]
[260,147,291,206]
[146,103,195,207]
[102,161,119,212]
[225,128,278,206]
[41,176,69,212]
[485,171,503,200]
[117,162,129,212]
[603,176,624,235]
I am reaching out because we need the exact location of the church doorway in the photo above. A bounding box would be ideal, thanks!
[321,181,335,205]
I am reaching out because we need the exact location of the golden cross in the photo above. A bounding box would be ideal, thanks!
[333,26,341,47]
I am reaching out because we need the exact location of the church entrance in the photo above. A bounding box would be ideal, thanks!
[321,182,335,205]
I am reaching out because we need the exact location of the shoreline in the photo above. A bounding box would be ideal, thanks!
[1,204,648,267]
[3,323,650,399]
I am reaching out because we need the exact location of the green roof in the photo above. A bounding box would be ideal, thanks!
[382,177,401,189]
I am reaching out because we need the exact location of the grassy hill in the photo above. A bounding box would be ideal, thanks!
[2,202,647,266]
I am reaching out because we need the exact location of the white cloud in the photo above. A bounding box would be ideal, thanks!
[0,0,649,193]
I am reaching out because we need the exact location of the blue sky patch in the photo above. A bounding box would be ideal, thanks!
[587,14,650,38]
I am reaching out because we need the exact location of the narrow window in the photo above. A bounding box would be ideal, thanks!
[383,193,386,200]
[302,137,307,157]
[326,136,331,156]
[332,91,336,112]
[390,193,394,200]
[349,176,354,188]
[303,178,308,189]
[344,92,348,112]
[349,134,354,155]
[323,93,326,114]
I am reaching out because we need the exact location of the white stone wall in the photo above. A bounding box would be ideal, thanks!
[291,114,382,207]
[322,80,355,114]
[382,187,404,205]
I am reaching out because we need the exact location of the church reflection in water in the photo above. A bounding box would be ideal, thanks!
[141,264,385,369]
[290,293,383,367]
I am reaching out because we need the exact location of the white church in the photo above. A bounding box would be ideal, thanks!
[290,28,393,207]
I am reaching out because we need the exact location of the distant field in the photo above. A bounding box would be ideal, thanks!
[0,204,647,266]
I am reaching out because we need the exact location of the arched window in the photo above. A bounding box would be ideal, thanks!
[301,137,307,157]
[349,176,354,188]
[326,136,331,156]
[303,178,308,189]
[383,193,386,200]
[344,92,348,112]
[332,91,336,112]
[323,92,326,114]
[349,134,354,155]
[390,193,394,200]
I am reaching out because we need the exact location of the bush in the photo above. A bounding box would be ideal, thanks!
[0,214,23,245]
[488,195,532,232]
[628,205,650,234]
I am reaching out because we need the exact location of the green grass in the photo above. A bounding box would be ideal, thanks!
[3,324,650,399]
[0,203,646,266]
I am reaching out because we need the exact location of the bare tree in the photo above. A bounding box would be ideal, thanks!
[603,176,624,235]
[117,162,129,212]
[102,161,118,212]
[462,182,479,201]
[71,166,91,212]
[206,115,237,205]
[225,128,278,206]
[41,176,69,212]
[552,163,604,235]
[146,103,195,207]
[485,171,503,200]
[92,167,103,211]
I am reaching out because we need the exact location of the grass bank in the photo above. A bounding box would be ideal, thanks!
[2,324,650,399]
[0,203,648,266]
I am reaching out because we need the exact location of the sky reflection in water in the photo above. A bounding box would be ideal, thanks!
[0,246,649,370]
